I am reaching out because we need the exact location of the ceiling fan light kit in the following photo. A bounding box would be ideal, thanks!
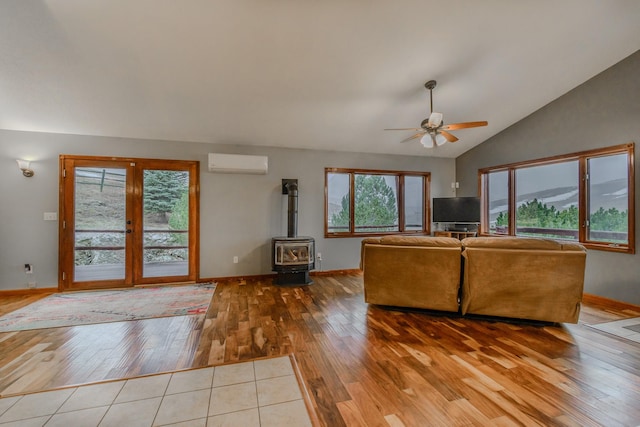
[386,79,488,148]
[427,112,443,127]
[420,132,447,148]
[420,134,434,148]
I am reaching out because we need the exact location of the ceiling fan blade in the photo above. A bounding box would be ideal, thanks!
[384,127,422,131]
[441,121,488,131]
[399,132,425,143]
[440,130,459,143]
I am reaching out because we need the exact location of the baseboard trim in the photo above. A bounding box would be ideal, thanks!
[0,271,362,293]
[199,274,277,283]
[0,287,57,296]
[311,269,362,277]
[582,293,640,311]
[200,269,362,283]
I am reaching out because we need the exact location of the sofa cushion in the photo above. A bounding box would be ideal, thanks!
[461,236,585,251]
[360,235,460,272]
[372,235,461,247]
[560,242,587,251]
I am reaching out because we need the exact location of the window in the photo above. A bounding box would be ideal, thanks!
[486,170,509,234]
[587,153,630,245]
[404,176,425,231]
[515,161,579,240]
[325,168,430,237]
[326,172,350,233]
[479,143,635,253]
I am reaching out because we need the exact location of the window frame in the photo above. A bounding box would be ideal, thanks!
[325,168,431,238]
[478,143,635,254]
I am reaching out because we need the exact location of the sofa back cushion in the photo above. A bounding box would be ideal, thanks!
[461,236,585,252]
[367,235,462,247]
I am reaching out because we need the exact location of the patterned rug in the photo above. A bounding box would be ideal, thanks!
[0,283,216,332]
[586,317,640,344]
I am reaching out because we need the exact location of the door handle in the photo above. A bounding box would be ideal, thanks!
[126,229,132,233]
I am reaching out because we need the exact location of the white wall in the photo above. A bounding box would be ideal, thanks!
[0,131,455,290]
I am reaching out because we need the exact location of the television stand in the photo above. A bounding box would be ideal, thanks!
[434,231,477,240]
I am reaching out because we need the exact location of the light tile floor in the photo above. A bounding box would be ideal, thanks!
[0,356,313,427]
[587,317,640,344]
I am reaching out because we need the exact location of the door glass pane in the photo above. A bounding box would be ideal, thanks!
[404,176,423,231]
[354,174,399,233]
[143,170,189,278]
[327,173,350,233]
[515,161,579,240]
[487,171,509,234]
[587,154,628,244]
[74,167,126,281]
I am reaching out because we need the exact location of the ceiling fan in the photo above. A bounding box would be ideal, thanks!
[385,80,488,148]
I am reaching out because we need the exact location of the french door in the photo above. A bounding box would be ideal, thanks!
[59,155,199,290]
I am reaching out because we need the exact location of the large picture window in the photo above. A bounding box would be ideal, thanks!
[325,168,430,237]
[479,143,635,253]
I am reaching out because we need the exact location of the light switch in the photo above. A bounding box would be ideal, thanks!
[44,212,57,221]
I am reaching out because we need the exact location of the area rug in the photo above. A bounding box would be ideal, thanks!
[0,283,216,332]
[586,317,640,344]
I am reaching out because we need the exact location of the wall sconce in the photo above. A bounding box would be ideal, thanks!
[17,160,34,177]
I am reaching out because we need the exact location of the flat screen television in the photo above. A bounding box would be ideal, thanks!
[432,197,480,223]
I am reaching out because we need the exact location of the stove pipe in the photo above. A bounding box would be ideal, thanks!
[285,181,298,238]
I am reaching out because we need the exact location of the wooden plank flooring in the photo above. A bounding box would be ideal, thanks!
[1,273,639,426]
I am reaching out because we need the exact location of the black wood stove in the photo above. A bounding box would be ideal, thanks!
[272,179,314,285]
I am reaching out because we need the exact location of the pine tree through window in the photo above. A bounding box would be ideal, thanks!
[325,168,430,237]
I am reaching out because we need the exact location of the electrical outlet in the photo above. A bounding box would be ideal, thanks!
[28,281,37,289]
[25,264,33,274]
[233,256,239,264]
[316,252,322,261]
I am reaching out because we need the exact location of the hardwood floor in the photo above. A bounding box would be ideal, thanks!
[1,273,639,426]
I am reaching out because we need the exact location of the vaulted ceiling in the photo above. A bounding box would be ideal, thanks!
[2,1,640,158]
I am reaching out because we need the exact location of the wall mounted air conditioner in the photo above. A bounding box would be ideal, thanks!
[207,153,268,174]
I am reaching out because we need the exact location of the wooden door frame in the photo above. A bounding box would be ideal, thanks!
[59,155,200,290]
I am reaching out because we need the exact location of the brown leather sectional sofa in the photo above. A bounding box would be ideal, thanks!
[360,235,587,323]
